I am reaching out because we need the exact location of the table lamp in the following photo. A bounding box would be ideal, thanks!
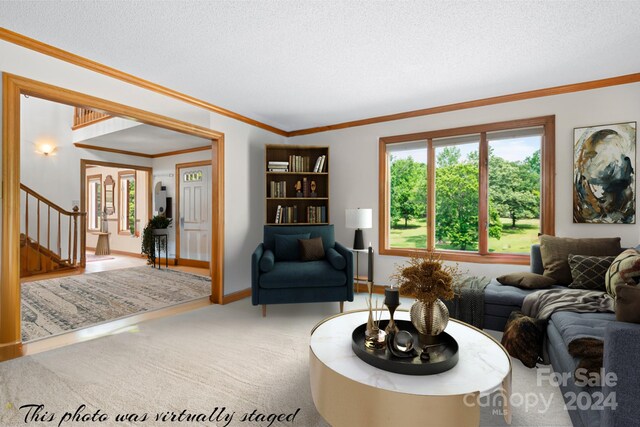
[345,208,372,250]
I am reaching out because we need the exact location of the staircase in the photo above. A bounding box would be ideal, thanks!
[20,184,86,278]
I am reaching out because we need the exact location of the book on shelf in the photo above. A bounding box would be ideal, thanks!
[269,181,287,198]
[305,205,327,223]
[274,204,298,224]
[313,155,327,172]
[287,155,312,172]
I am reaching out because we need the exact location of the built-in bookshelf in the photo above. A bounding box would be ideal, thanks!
[265,144,329,225]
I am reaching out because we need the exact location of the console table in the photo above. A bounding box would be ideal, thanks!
[309,310,512,427]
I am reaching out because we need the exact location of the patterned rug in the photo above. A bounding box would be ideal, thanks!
[21,267,211,342]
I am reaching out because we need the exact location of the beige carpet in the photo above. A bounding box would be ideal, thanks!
[1,295,572,427]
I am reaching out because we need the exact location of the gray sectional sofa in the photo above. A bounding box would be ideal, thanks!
[484,245,640,427]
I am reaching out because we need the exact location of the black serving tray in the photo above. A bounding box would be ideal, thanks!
[351,319,459,375]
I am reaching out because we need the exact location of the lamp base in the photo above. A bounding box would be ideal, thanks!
[353,229,364,250]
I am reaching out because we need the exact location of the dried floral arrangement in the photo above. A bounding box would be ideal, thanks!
[391,251,459,304]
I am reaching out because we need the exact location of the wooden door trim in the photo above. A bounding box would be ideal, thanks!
[175,160,212,262]
[1,74,225,358]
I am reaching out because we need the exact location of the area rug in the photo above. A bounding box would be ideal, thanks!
[1,295,572,427]
[21,267,211,342]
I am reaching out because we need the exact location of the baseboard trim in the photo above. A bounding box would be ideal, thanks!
[86,248,177,265]
[176,258,210,269]
[0,342,23,362]
[222,288,252,305]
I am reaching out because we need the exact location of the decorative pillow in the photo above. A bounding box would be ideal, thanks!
[325,248,346,270]
[539,235,621,285]
[605,248,640,297]
[496,272,556,289]
[259,249,275,272]
[299,237,325,261]
[567,254,616,291]
[615,284,640,324]
[501,311,546,368]
[274,233,310,261]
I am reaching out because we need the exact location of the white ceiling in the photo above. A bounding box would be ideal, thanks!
[75,122,210,156]
[2,1,640,132]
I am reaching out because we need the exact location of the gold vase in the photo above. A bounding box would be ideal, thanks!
[410,299,449,344]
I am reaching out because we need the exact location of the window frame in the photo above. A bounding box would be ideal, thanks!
[118,170,137,235]
[86,173,102,231]
[379,115,555,264]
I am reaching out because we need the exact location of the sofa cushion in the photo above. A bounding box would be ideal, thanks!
[274,233,310,261]
[259,260,346,289]
[539,235,621,285]
[497,272,556,289]
[484,280,565,318]
[605,248,640,297]
[615,284,640,324]
[299,237,325,261]
[259,249,275,272]
[264,225,335,253]
[549,311,616,348]
[325,248,346,270]
[568,254,615,291]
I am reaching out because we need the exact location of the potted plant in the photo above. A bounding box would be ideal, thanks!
[392,251,459,341]
[141,215,172,265]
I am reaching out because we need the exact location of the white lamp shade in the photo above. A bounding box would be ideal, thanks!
[345,208,372,229]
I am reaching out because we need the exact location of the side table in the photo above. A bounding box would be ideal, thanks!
[151,231,168,269]
[95,232,110,255]
[350,248,371,293]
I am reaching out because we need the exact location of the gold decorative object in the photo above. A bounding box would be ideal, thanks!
[365,282,386,350]
[410,299,449,344]
[392,251,459,342]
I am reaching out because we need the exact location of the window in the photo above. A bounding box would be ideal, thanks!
[380,116,555,264]
[118,171,136,235]
[87,174,102,231]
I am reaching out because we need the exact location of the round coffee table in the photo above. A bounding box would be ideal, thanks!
[309,310,511,427]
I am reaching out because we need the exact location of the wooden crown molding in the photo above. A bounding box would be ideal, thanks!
[288,73,640,136]
[74,142,211,159]
[0,27,288,137]
[2,27,639,139]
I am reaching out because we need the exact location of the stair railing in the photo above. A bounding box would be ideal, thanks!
[72,107,111,130]
[20,184,86,274]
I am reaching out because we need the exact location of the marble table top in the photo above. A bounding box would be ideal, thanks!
[310,310,511,397]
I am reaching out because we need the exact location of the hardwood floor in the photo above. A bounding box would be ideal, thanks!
[20,252,210,283]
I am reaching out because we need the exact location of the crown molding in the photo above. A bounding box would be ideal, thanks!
[2,27,639,139]
[288,72,640,136]
[0,27,288,137]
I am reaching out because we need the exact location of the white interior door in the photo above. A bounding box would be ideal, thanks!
[179,165,211,262]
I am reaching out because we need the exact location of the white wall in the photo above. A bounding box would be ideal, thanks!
[151,149,213,258]
[1,40,286,296]
[211,114,286,294]
[289,83,640,286]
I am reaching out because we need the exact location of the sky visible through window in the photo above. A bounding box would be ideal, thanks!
[390,136,540,163]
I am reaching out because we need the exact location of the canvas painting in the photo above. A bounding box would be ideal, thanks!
[574,122,637,224]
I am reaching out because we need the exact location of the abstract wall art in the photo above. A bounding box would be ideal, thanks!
[574,122,637,224]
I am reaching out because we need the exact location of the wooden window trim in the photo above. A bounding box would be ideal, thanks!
[86,173,102,231]
[378,115,555,264]
[117,170,137,235]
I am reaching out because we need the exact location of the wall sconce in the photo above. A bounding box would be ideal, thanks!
[36,140,57,156]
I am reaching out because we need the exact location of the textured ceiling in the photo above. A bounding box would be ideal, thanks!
[2,1,640,132]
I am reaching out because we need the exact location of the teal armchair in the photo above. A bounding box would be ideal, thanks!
[251,225,353,316]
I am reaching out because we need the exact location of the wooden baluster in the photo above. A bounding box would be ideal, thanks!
[68,215,72,263]
[80,214,87,268]
[25,192,29,273]
[58,211,61,257]
[47,205,51,251]
[72,206,79,266]
[37,200,41,271]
